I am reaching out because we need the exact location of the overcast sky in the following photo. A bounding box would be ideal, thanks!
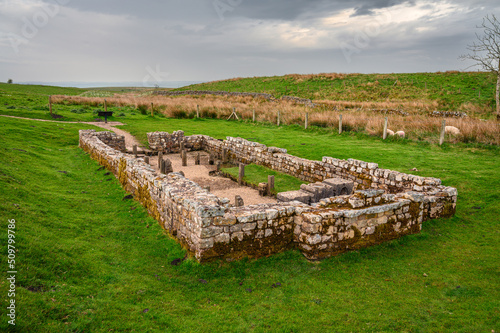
[0,0,498,86]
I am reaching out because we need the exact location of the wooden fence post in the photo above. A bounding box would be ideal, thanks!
[180,141,185,154]
[305,112,309,129]
[133,145,137,158]
[160,159,165,174]
[277,110,281,126]
[181,150,187,166]
[196,105,200,118]
[268,175,275,194]
[439,120,446,146]
[158,151,163,166]
[339,114,343,134]
[383,117,388,140]
[151,103,154,117]
[252,109,256,122]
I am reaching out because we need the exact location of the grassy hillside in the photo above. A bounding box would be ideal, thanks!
[1,111,498,331]
[0,83,157,122]
[178,72,497,115]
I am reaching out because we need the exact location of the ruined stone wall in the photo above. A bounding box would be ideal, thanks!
[80,130,301,262]
[148,133,457,223]
[153,90,315,106]
[148,131,205,153]
[78,130,457,262]
[94,131,126,152]
[80,130,227,261]
[295,190,423,260]
[149,133,448,193]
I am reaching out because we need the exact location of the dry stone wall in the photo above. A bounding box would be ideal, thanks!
[151,133,447,193]
[153,90,315,106]
[94,131,126,152]
[78,129,457,262]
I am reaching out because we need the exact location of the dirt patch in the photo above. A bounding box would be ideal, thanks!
[150,151,276,206]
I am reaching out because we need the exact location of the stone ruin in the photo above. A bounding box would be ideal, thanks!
[79,129,457,262]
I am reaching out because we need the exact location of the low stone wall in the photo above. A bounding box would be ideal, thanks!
[151,134,447,193]
[78,130,457,262]
[80,130,301,262]
[154,90,274,100]
[94,131,126,152]
[295,190,422,259]
[153,90,315,106]
[147,131,204,153]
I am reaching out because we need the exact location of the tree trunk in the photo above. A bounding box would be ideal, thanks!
[497,61,500,120]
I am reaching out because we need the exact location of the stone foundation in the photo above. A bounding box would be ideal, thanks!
[79,130,457,262]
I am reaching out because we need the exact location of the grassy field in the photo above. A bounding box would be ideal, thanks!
[0,83,159,122]
[1,96,499,333]
[178,72,498,116]
[7,75,498,146]
[221,164,307,194]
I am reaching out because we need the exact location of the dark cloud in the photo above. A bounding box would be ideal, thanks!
[351,0,415,16]
[0,0,499,84]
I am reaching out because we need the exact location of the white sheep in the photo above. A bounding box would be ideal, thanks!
[445,126,460,136]
[396,131,406,138]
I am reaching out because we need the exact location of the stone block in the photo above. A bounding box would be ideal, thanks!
[277,190,314,205]
[214,233,230,244]
[300,182,334,203]
[213,214,237,226]
[322,178,355,196]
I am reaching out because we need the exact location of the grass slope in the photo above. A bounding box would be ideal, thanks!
[179,72,498,115]
[0,83,158,123]
[1,114,498,332]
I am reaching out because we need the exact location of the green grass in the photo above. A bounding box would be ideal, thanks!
[178,71,498,116]
[0,83,161,122]
[0,82,499,332]
[221,164,307,194]
[1,114,498,332]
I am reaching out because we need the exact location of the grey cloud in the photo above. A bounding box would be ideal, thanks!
[1,0,499,84]
[351,0,415,16]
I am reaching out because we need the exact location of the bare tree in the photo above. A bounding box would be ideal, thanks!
[460,14,500,119]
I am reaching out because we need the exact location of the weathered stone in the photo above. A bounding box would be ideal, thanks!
[235,195,244,207]
[200,226,223,238]
[214,214,237,226]
[214,233,230,244]
[277,190,313,205]
[242,222,257,231]
[348,197,365,209]
[306,234,322,245]
[258,183,268,196]
[322,178,355,196]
